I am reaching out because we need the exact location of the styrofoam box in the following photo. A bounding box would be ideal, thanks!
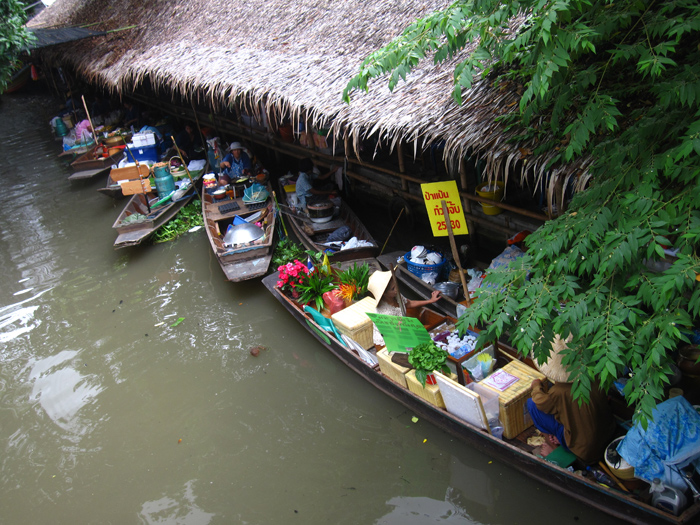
[132,132,156,147]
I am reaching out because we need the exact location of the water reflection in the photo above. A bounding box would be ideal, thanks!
[0,287,50,344]
[139,480,215,524]
[28,349,104,435]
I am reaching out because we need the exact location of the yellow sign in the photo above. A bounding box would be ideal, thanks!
[421,181,469,236]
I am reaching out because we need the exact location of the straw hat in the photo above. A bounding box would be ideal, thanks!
[367,271,393,301]
[532,334,574,383]
[227,141,243,151]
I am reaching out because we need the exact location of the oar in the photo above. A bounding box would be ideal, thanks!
[80,95,100,156]
[441,200,471,307]
[390,264,407,317]
[120,134,150,213]
[170,135,194,187]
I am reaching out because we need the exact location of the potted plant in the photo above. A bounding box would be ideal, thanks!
[276,259,311,299]
[408,341,451,387]
[296,270,337,311]
[336,262,371,304]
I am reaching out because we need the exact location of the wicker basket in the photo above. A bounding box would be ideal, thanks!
[480,360,545,439]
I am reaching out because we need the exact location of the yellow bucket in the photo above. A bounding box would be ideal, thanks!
[476,181,505,215]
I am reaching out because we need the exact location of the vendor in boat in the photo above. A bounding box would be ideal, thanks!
[527,334,616,464]
[123,101,141,129]
[219,142,252,184]
[368,271,442,347]
[295,158,338,211]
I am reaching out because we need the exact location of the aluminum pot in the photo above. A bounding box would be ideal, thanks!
[434,281,460,299]
[223,222,264,246]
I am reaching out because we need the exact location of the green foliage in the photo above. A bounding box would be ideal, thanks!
[408,341,451,387]
[152,200,203,243]
[296,270,337,311]
[0,0,35,93]
[346,0,700,425]
[271,238,322,269]
[336,262,371,299]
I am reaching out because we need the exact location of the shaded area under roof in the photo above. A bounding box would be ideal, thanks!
[25,26,106,50]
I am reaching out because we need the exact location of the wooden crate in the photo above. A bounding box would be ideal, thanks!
[331,297,377,349]
[479,359,545,439]
[377,348,411,387]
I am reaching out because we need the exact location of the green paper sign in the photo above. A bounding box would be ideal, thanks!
[366,313,431,354]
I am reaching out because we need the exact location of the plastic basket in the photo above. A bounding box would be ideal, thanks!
[404,251,447,280]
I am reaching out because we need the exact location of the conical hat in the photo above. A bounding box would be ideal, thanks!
[533,334,573,383]
[367,271,392,301]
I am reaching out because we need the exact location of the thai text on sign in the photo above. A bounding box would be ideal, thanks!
[421,181,469,236]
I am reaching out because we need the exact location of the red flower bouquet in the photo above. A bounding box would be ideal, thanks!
[276,259,310,297]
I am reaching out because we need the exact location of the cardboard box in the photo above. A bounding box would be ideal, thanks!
[377,348,411,387]
[110,164,152,196]
[331,296,377,349]
[479,360,545,439]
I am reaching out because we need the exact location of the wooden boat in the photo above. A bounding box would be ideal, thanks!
[112,165,206,249]
[262,262,700,525]
[68,147,125,181]
[201,183,277,282]
[278,180,378,261]
[97,163,150,199]
[2,63,31,94]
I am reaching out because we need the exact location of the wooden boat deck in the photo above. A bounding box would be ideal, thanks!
[202,184,276,282]
[278,181,378,261]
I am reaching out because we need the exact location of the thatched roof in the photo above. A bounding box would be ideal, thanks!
[29,0,591,191]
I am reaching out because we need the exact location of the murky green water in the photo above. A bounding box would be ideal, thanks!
[0,91,619,524]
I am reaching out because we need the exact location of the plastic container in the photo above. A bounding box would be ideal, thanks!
[475,181,505,215]
[650,478,687,516]
[127,143,158,163]
[322,290,345,316]
[404,251,448,282]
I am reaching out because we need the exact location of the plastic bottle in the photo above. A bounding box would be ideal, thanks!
[587,466,617,487]
[649,478,687,516]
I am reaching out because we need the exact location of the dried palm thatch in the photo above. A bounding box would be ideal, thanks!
[30,0,589,213]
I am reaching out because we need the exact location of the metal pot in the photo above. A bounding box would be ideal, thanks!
[434,281,460,299]
[307,200,334,223]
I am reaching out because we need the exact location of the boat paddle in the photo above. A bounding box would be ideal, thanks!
[119,134,150,213]
[441,200,471,307]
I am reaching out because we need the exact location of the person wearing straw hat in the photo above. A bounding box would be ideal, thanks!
[219,141,252,184]
[526,334,616,464]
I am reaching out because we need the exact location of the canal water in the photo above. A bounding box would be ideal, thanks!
[0,90,619,524]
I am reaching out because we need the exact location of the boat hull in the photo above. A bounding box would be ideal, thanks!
[262,268,700,525]
[202,183,276,282]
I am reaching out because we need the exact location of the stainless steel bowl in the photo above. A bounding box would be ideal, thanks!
[223,222,264,246]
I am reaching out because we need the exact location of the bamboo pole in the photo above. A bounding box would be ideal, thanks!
[441,200,471,307]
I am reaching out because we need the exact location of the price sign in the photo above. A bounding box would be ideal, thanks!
[366,313,431,354]
[421,180,468,236]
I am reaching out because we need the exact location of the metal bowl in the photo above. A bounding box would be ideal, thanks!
[223,222,264,246]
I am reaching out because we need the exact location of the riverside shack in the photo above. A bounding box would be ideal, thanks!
[27,0,583,247]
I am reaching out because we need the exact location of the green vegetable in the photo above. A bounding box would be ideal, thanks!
[152,200,203,244]
[408,341,451,387]
[296,271,337,311]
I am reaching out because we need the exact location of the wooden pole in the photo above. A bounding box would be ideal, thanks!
[80,95,100,154]
[170,135,194,187]
[120,135,150,213]
[441,200,471,307]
